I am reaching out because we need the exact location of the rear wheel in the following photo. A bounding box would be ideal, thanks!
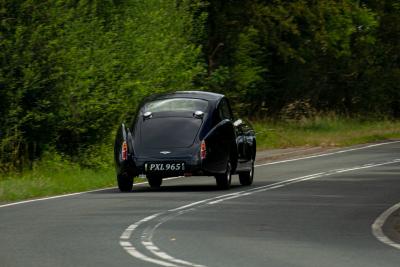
[117,173,133,192]
[215,161,232,190]
[239,160,254,186]
[147,176,163,188]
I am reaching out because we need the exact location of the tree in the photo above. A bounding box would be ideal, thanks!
[0,0,205,169]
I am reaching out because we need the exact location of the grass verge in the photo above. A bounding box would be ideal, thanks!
[0,150,149,204]
[254,117,400,150]
[1,117,400,203]
[0,155,115,204]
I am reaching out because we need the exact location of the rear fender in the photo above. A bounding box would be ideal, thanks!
[114,123,136,176]
[202,120,237,173]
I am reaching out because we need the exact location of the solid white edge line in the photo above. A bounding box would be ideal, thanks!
[372,202,400,250]
[1,140,399,209]
[0,176,182,209]
[254,140,400,167]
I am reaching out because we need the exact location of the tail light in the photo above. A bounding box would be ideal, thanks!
[200,140,206,160]
[121,141,128,161]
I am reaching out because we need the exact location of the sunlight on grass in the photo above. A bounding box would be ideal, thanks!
[0,157,116,202]
[253,117,400,149]
[0,150,152,203]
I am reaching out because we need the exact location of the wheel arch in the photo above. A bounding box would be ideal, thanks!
[114,123,137,177]
[252,138,257,161]
[230,139,238,172]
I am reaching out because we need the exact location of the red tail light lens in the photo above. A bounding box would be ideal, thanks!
[200,140,206,160]
[121,141,128,161]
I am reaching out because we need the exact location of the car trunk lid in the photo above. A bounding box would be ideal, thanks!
[138,113,203,149]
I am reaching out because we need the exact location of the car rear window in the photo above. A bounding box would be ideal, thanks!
[144,98,208,113]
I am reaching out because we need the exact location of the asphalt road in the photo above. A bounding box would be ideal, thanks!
[1,141,400,267]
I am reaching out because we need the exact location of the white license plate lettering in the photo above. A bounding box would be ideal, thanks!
[148,163,184,172]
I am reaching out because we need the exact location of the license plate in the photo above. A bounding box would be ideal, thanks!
[146,162,185,172]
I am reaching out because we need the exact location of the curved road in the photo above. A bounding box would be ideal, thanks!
[1,141,400,267]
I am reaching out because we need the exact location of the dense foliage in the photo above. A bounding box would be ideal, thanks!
[0,0,399,170]
[0,0,204,170]
[204,0,400,117]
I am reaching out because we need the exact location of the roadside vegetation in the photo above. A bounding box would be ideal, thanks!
[1,115,399,203]
[1,1,400,202]
[254,117,400,149]
[0,152,115,203]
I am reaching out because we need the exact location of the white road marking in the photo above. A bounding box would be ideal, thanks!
[120,213,162,240]
[1,141,399,264]
[1,140,399,209]
[120,240,177,267]
[0,176,182,209]
[120,158,400,267]
[372,202,400,250]
[254,140,400,167]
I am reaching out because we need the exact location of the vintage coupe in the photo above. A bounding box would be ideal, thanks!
[114,91,256,191]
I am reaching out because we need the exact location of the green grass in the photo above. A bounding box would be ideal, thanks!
[0,150,150,203]
[0,156,115,203]
[1,116,400,204]
[254,116,400,149]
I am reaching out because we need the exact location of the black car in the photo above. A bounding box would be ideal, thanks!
[114,91,256,191]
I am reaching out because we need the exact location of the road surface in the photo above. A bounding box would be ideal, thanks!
[1,141,400,267]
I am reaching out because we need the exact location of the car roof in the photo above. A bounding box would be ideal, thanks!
[150,91,224,102]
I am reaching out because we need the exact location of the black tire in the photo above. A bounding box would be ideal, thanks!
[215,161,232,190]
[239,160,254,186]
[147,176,162,188]
[117,173,133,192]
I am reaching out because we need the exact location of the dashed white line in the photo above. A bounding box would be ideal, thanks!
[1,141,400,264]
[120,158,400,267]
[120,213,162,240]
[120,240,177,267]
[1,140,399,209]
